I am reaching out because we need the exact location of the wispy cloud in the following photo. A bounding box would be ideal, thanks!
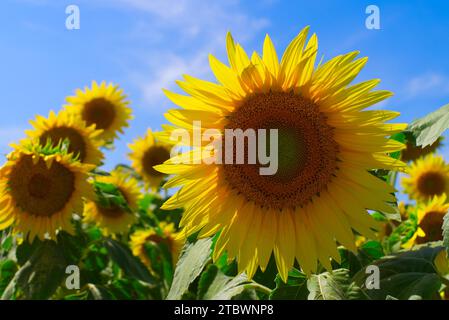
[405,72,449,97]
[101,0,270,112]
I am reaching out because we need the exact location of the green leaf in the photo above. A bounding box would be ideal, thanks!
[2,241,67,300]
[166,238,212,300]
[353,246,444,300]
[87,283,115,300]
[104,238,154,284]
[197,265,257,300]
[307,269,362,300]
[269,268,308,300]
[0,260,17,297]
[408,103,449,147]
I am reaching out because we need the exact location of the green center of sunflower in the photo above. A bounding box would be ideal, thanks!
[223,92,339,210]
[416,211,444,244]
[143,146,171,177]
[40,126,87,162]
[9,155,75,217]
[417,172,446,197]
[82,98,116,130]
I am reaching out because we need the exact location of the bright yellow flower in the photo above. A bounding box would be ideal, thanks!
[0,143,94,241]
[404,195,449,247]
[25,110,104,166]
[64,81,132,141]
[130,222,184,271]
[156,27,406,281]
[83,170,141,236]
[128,129,172,191]
[402,154,449,202]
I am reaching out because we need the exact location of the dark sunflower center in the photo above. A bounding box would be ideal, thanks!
[222,92,339,210]
[40,127,87,162]
[417,172,446,197]
[82,98,116,130]
[143,146,171,177]
[416,211,444,244]
[9,155,75,217]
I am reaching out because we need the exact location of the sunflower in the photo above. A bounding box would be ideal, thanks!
[155,27,406,281]
[0,142,94,241]
[404,195,449,247]
[25,110,104,166]
[128,129,172,191]
[402,154,449,202]
[130,222,183,270]
[83,170,141,236]
[401,137,442,162]
[64,81,132,141]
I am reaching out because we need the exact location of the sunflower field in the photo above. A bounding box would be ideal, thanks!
[1,26,449,302]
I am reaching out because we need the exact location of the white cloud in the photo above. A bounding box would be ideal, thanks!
[101,0,270,111]
[405,72,449,97]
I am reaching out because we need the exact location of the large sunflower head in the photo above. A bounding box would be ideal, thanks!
[156,27,406,281]
[402,154,449,202]
[64,81,132,141]
[130,222,183,270]
[128,129,172,191]
[404,195,449,247]
[25,110,104,166]
[0,142,94,241]
[83,170,141,236]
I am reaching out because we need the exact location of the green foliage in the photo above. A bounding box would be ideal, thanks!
[269,269,308,300]
[407,103,449,147]
[308,269,363,300]
[353,246,445,300]
[443,212,449,255]
[166,238,213,300]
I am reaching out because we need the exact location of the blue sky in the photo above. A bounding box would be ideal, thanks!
[2,0,449,171]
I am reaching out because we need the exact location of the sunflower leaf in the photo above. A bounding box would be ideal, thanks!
[2,241,67,300]
[408,103,449,147]
[307,268,363,300]
[353,246,444,300]
[197,264,257,300]
[269,268,308,300]
[166,238,213,300]
[104,238,154,284]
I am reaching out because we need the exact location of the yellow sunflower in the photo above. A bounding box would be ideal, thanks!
[156,27,406,281]
[128,129,172,191]
[83,170,141,236]
[401,137,442,162]
[404,195,449,247]
[130,222,183,270]
[0,142,94,241]
[64,81,132,141]
[402,154,449,202]
[25,110,104,166]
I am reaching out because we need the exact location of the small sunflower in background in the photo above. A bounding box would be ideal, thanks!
[401,137,442,163]
[25,110,104,166]
[64,81,132,141]
[157,27,406,280]
[130,222,183,271]
[402,154,449,202]
[0,142,94,241]
[404,195,449,247]
[83,170,141,236]
[128,129,172,191]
